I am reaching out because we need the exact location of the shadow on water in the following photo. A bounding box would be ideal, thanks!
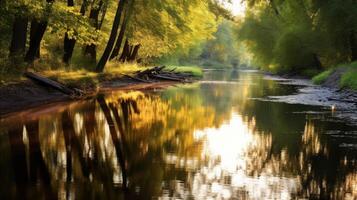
[0,70,356,199]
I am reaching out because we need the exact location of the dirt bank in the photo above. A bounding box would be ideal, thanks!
[0,76,182,117]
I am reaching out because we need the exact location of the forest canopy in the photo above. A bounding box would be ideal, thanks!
[236,0,357,74]
[0,0,233,76]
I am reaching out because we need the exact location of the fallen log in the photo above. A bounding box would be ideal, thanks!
[122,74,152,83]
[24,72,83,97]
[136,66,166,77]
[150,74,185,82]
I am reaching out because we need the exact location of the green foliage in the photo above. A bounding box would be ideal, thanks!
[165,66,203,77]
[129,0,219,61]
[0,0,231,79]
[159,20,242,69]
[312,69,333,84]
[237,0,357,73]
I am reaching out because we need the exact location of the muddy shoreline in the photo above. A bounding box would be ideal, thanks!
[0,77,181,117]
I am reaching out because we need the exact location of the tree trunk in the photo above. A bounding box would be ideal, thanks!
[96,0,128,72]
[84,0,103,62]
[128,44,140,61]
[110,0,135,60]
[62,0,88,64]
[119,39,130,62]
[9,17,28,58]
[62,0,76,64]
[350,30,357,61]
[29,20,41,59]
[25,20,48,63]
[25,0,54,63]
[109,19,128,60]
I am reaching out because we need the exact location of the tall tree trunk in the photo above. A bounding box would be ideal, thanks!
[63,0,88,64]
[62,0,76,64]
[29,20,41,59]
[96,0,128,72]
[9,17,28,58]
[128,44,140,61]
[350,30,357,61]
[110,0,135,60]
[25,20,47,63]
[119,39,130,62]
[84,0,103,62]
[109,18,128,60]
[25,0,55,63]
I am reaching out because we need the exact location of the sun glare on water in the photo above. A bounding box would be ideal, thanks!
[192,113,300,199]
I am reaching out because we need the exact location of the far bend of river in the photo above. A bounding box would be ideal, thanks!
[0,70,356,200]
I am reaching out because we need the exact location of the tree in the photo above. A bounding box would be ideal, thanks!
[96,0,127,72]
[9,17,28,58]
[25,0,55,64]
[63,0,88,64]
[109,0,135,60]
[84,0,106,62]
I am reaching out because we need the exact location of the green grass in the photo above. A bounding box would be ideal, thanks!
[43,62,144,89]
[340,61,357,90]
[312,69,334,84]
[165,65,203,77]
[0,60,203,89]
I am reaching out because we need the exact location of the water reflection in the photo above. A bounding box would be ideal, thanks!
[0,70,356,199]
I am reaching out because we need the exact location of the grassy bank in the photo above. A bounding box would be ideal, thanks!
[312,61,357,90]
[340,62,357,90]
[312,69,334,84]
[164,65,203,77]
[0,63,203,89]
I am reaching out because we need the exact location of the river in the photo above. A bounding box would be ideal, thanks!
[0,70,356,199]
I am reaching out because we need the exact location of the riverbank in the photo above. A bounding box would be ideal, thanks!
[312,61,357,90]
[0,66,202,116]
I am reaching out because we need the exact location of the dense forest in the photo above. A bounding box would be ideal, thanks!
[0,0,235,79]
[236,0,357,89]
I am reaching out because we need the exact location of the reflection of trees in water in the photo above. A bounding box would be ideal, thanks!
[2,91,222,199]
[190,72,357,199]
[7,121,57,199]
[1,82,356,199]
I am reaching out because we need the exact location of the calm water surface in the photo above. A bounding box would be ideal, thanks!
[0,70,356,199]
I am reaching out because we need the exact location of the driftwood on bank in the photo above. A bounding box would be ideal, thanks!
[122,74,152,83]
[24,72,84,98]
[130,66,193,83]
